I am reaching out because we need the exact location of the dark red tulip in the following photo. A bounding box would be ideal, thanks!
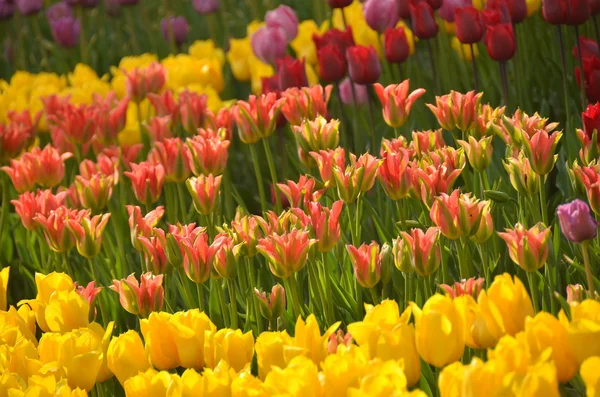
[384,27,410,64]
[317,44,347,82]
[346,45,381,85]
[455,7,484,44]
[484,23,515,61]
[566,0,590,25]
[327,0,353,8]
[410,2,438,39]
[486,0,512,22]
[396,0,411,18]
[590,0,600,15]
[426,0,443,10]
[582,102,600,141]
[573,36,600,59]
[507,0,528,23]
[313,27,355,56]
[261,75,280,95]
[276,56,308,90]
[542,0,567,24]
[576,56,600,103]
[482,8,504,25]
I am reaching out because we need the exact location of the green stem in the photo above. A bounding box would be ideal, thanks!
[582,242,597,299]
[196,283,204,312]
[321,252,335,325]
[88,257,107,324]
[249,144,268,212]
[262,139,281,213]
[527,271,539,313]
[287,275,303,321]
[369,287,379,305]
[269,317,277,332]
[247,257,262,334]
[78,8,87,64]
[227,279,239,329]
[0,176,8,252]
[307,261,328,323]
[215,280,230,328]
[538,176,548,225]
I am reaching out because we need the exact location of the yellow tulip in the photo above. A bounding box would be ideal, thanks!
[162,54,224,94]
[473,0,486,9]
[31,73,67,93]
[321,347,368,396]
[438,361,465,397]
[462,358,509,396]
[56,382,88,397]
[444,21,456,35]
[411,294,465,368]
[117,98,155,146]
[347,359,407,397]
[472,273,534,348]
[86,321,115,383]
[181,368,203,397]
[140,312,180,370]
[291,21,320,65]
[352,21,382,58]
[202,360,237,396]
[264,355,322,397]
[227,37,254,82]
[451,37,479,63]
[204,328,254,372]
[513,359,560,397]
[487,334,531,376]
[454,295,479,349]
[107,330,151,385]
[124,368,182,397]
[0,369,25,395]
[249,57,275,95]
[255,331,293,380]
[44,290,89,333]
[231,371,269,397]
[559,299,600,365]
[0,267,9,311]
[247,20,264,36]
[169,309,216,369]
[68,64,100,87]
[524,312,578,383]
[526,0,541,16]
[189,40,226,67]
[285,314,340,366]
[331,1,364,30]
[581,356,600,397]
[4,338,42,380]
[0,306,37,347]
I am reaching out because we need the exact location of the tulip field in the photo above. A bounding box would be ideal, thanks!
[2,0,600,395]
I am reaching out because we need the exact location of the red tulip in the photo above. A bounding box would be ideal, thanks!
[484,23,515,61]
[327,0,353,8]
[410,2,438,40]
[397,0,411,18]
[542,0,567,24]
[363,0,399,33]
[576,55,600,103]
[566,0,590,25]
[482,8,504,25]
[346,45,381,85]
[506,0,528,23]
[591,0,600,15]
[455,7,484,44]
[426,0,443,10]
[573,36,600,59]
[261,75,280,95]
[276,56,308,90]
[313,27,355,54]
[384,27,410,64]
[582,102,600,142]
[317,44,347,82]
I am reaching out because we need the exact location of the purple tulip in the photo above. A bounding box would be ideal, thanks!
[363,0,399,33]
[193,0,219,14]
[439,0,472,22]
[50,16,81,48]
[339,77,368,106]
[251,26,288,65]
[66,0,99,8]
[265,5,298,41]
[0,0,15,20]
[161,16,189,46]
[46,1,72,21]
[16,0,42,15]
[557,199,599,243]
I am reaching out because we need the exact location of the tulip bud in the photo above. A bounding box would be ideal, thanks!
[567,284,585,304]
[455,6,484,44]
[109,273,164,318]
[265,5,298,41]
[346,242,383,289]
[257,229,316,278]
[392,237,413,273]
[377,149,413,200]
[457,135,494,172]
[292,116,340,156]
[346,45,381,85]
[440,277,485,298]
[186,174,222,216]
[161,16,189,46]
[411,2,438,39]
[471,206,494,244]
[380,243,394,285]
[251,26,288,66]
[485,23,516,61]
[66,213,111,258]
[401,227,442,276]
[363,0,399,33]
[338,78,368,106]
[137,229,169,274]
[254,284,286,321]
[212,235,241,279]
[374,81,426,128]
[503,155,539,195]
[498,222,551,272]
[384,26,411,64]
[458,193,490,238]
[50,16,81,49]
[317,44,347,83]
[124,161,165,205]
[557,199,598,243]
[430,190,462,240]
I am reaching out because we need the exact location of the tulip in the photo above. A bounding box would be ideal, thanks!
[345,45,381,85]
[107,331,151,385]
[317,44,346,83]
[338,77,368,106]
[577,56,600,108]
[573,36,600,59]
[498,222,551,272]
[124,161,165,205]
[204,328,255,372]
[346,242,383,289]
[251,26,288,66]
[212,234,241,279]
[581,356,600,397]
[257,229,316,278]
[137,228,169,274]
[279,85,332,126]
[0,110,39,163]
[148,138,192,183]
[73,173,114,212]
[411,2,438,39]
[160,16,189,46]
[401,227,441,276]
[254,284,286,321]
[0,1,14,20]
[503,155,539,195]
[440,277,485,299]
[327,0,353,7]
[377,149,413,200]
[193,0,219,14]
[139,312,180,370]
[34,207,88,253]
[65,213,111,258]
[16,0,42,15]
[124,62,166,103]
[524,313,578,383]
[559,299,600,365]
[186,133,229,177]
[557,199,598,243]
[276,57,308,91]
[455,7,484,44]
[566,284,585,304]
[303,201,342,253]
[332,154,376,203]
[44,289,90,332]
[50,16,80,48]
[383,27,411,64]
[186,174,222,215]
[126,205,164,252]
[11,189,67,231]
[485,23,515,61]
[313,27,355,61]
[411,294,465,367]
[265,5,298,41]
[374,80,426,128]
[457,135,494,172]
[254,331,293,380]
[542,0,567,24]
[179,232,220,284]
[109,272,164,318]
[416,164,463,206]
[363,0,399,33]
[169,309,216,369]
[579,102,600,163]
[566,0,590,25]
[426,90,482,133]
[233,93,284,144]
[75,280,102,313]
[292,116,339,158]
